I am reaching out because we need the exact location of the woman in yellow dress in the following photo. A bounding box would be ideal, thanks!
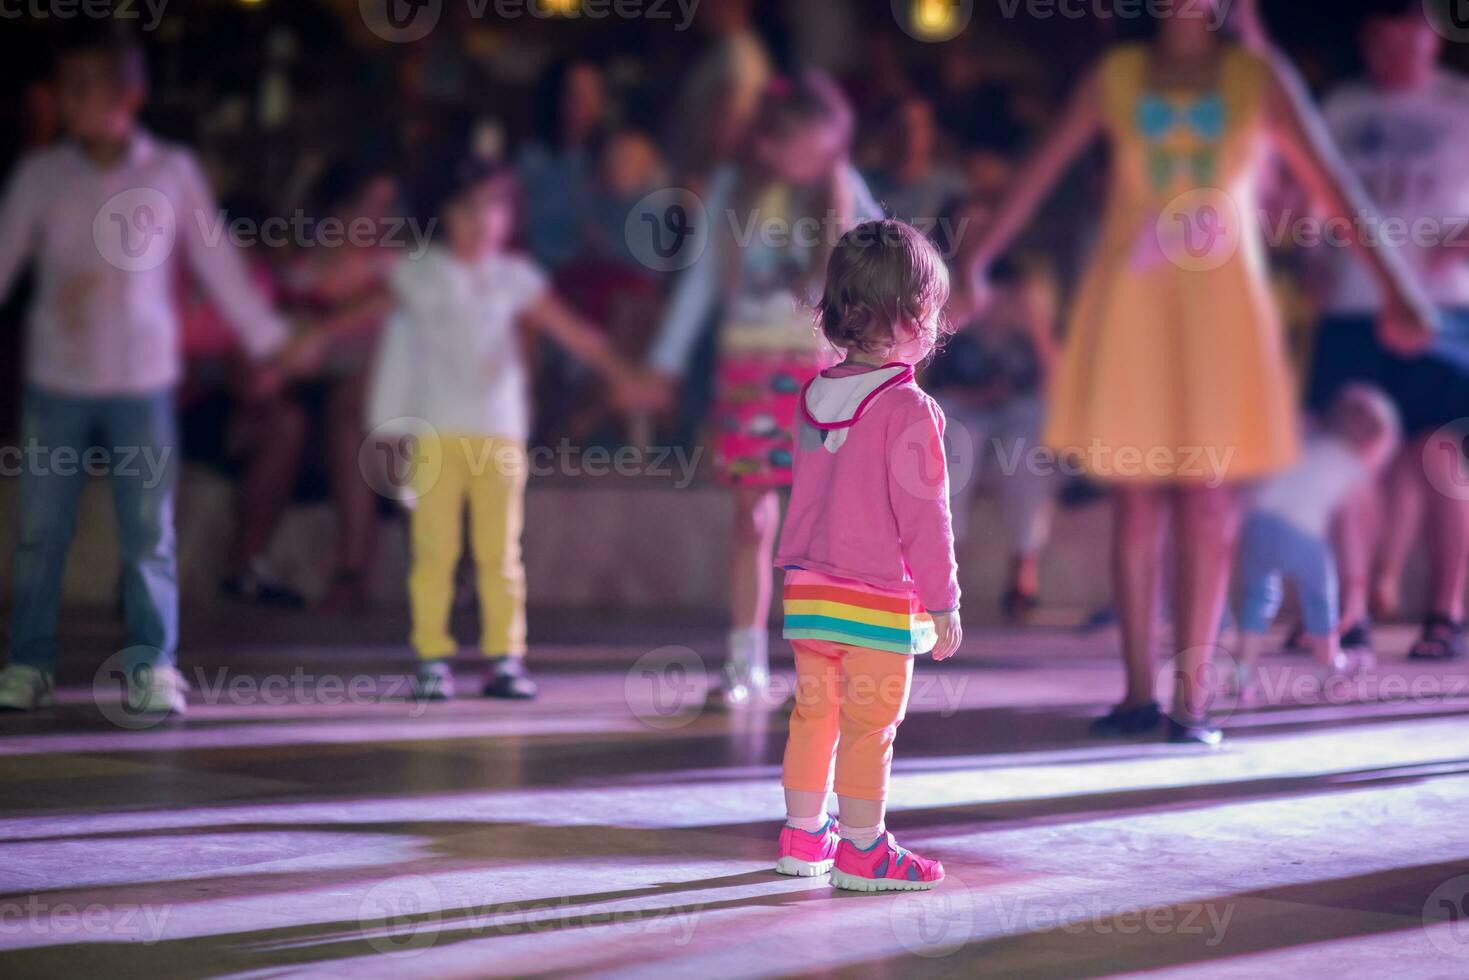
[960,2,1433,743]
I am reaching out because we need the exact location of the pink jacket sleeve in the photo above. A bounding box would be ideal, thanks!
[886,392,961,612]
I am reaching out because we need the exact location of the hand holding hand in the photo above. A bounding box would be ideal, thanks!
[930,610,963,662]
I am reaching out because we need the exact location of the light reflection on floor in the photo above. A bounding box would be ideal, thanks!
[1,624,1468,978]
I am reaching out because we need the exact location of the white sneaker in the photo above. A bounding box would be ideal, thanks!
[0,664,55,711]
[413,660,456,701]
[125,664,189,716]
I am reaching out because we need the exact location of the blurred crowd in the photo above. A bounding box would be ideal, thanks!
[0,0,1465,646]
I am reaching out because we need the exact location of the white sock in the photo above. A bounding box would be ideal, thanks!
[785,813,829,834]
[727,627,768,671]
[840,821,885,849]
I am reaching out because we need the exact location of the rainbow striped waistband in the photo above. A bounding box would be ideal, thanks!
[781,570,936,656]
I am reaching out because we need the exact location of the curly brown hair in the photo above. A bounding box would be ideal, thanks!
[817,220,952,360]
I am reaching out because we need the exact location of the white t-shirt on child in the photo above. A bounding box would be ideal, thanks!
[367,246,548,443]
[1250,436,1369,538]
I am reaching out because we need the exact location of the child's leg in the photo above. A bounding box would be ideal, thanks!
[833,646,913,839]
[408,435,469,659]
[781,640,841,818]
[466,438,529,658]
[723,486,779,701]
[1287,533,1353,673]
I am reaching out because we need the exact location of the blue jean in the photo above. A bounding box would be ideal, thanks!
[1237,511,1338,637]
[9,387,179,671]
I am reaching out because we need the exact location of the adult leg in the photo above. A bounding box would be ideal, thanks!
[322,373,377,609]
[996,397,1056,613]
[227,393,307,591]
[1171,484,1243,723]
[1371,445,1424,621]
[1112,485,1170,709]
[1421,430,1469,623]
[7,389,94,674]
[1334,479,1379,634]
[103,391,181,672]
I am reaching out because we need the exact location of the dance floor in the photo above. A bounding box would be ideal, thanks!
[3,613,1469,978]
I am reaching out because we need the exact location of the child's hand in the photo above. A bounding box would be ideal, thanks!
[612,368,677,414]
[930,610,963,661]
[279,321,330,378]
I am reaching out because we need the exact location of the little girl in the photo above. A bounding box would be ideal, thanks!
[647,71,882,707]
[367,159,647,701]
[773,220,961,892]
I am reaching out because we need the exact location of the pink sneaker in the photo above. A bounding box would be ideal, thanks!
[830,833,944,892]
[775,816,840,877]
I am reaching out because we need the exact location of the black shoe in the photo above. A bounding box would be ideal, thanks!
[482,657,538,700]
[1340,621,1373,653]
[1166,717,1223,746]
[1407,614,1467,661]
[221,572,306,608]
[1090,701,1162,736]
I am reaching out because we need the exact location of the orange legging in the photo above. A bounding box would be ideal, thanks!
[781,638,914,802]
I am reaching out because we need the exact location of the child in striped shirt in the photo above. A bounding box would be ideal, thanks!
[771,220,961,892]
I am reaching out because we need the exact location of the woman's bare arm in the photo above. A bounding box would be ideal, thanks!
[964,66,1104,286]
[1262,60,1436,351]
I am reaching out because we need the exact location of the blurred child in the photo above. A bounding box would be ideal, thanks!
[0,29,292,715]
[1233,386,1400,703]
[367,160,651,702]
[647,71,882,707]
[773,220,960,892]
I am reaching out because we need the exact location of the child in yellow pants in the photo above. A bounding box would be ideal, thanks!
[366,159,656,701]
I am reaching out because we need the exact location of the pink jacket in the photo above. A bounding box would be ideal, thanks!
[775,363,961,613]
